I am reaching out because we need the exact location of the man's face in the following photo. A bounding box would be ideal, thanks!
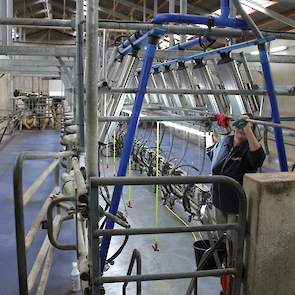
[234,127,247,144]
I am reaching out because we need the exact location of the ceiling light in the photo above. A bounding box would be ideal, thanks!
[250,45,288,55]
[122,110,208,137]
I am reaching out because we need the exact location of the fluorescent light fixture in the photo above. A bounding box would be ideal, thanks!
[250,45,288,55]
[122,110,208,137]
[161,121,207,137]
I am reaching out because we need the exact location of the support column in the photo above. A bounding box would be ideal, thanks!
[0,0,7,45]
[243,172,295,295]
[180,0,187,43]
[169,0,175,47]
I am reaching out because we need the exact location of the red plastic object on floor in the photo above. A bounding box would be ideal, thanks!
[152,241,160,252]
[216,113,230,128]
[127,200,133,208]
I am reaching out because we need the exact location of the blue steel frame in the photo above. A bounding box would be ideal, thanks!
[258,43,288,171]
[152,36,275,69]
[99,27,165,270]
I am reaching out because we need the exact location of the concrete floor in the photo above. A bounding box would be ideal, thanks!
[101,155,220,294]
[0,130,220,295]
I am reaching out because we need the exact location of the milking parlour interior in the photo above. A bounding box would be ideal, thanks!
[1,0,295,295]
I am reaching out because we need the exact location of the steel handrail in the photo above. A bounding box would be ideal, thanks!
[90,175,247,295]
[122,249,142,295]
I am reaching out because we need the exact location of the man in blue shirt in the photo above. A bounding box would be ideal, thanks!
[207,114,265,269]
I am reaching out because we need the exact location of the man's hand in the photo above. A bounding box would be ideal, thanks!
[239,114,252,134]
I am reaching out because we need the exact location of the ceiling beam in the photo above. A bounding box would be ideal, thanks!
[241,0,295,29]
[45,0,53,18]
[116,0,154,15]
[0,59,73,67]
[50,1,75,14]
[0,45,75,57]
[257,9,295,28]
[99,6,128,20]
[14,0,46,8]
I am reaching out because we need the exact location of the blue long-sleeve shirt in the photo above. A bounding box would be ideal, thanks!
[207,135,265,213]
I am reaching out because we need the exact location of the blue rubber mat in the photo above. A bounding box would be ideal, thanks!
[0,130,76,295]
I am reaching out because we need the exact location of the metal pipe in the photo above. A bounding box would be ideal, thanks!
[0,45,76,57]
[97,21,254,38]
[220,0,230,18]
[72,157,87,197]
[167,36,213,51]
[85,0,98,178]
[76,0,85,151]
[105,87,295,96]
[180,0,188,43]
[23,159,59,206]
[94,223,238,237]
[47,196,76,250]
[169,0,175,47]
[97,115,213,122]
[122,249,142,295]
[99,31,162,271]
[0,17,73,28]
[85,1,100,293]
[13,151,72,295]
[152,13,247,29]
[94,268,236,284]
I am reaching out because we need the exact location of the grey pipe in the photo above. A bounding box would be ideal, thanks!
[0,16,73,28]
[94,223,238,237]
[85,0,98,179]
[13,151,73,295]
[97,115,213,122]
[231,0,263,39]
[47,196,76,251]
[94,268,235,284]
[96,21,295,40]
[106,87,295,96]
[76,0,85,151]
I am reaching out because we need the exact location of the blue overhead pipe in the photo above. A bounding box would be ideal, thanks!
[258,44,288,171]
[167,36,214,51]
[220,0,230,18]
[100,29,164,271]
[159,0,234,52]
[151,36,275,69]
[152,13,247,30]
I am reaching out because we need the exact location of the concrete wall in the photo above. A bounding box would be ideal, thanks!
[243,172,295,295]
[14,76,49,94]
[0,73,12,114]
[49,79,64,96]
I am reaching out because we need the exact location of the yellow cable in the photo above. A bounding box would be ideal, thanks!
[155,122,160,243]
[128,159,132,205]
[113,128,116,174]
[106,140,109,168]
[164,201,197,241]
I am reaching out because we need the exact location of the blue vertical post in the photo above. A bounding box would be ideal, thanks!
[220,0,230,18]
[99,30,163,271]
[258,43,288,171]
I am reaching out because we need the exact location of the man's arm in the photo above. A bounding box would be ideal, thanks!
[240,115,266,169]
[241,115,261,151]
